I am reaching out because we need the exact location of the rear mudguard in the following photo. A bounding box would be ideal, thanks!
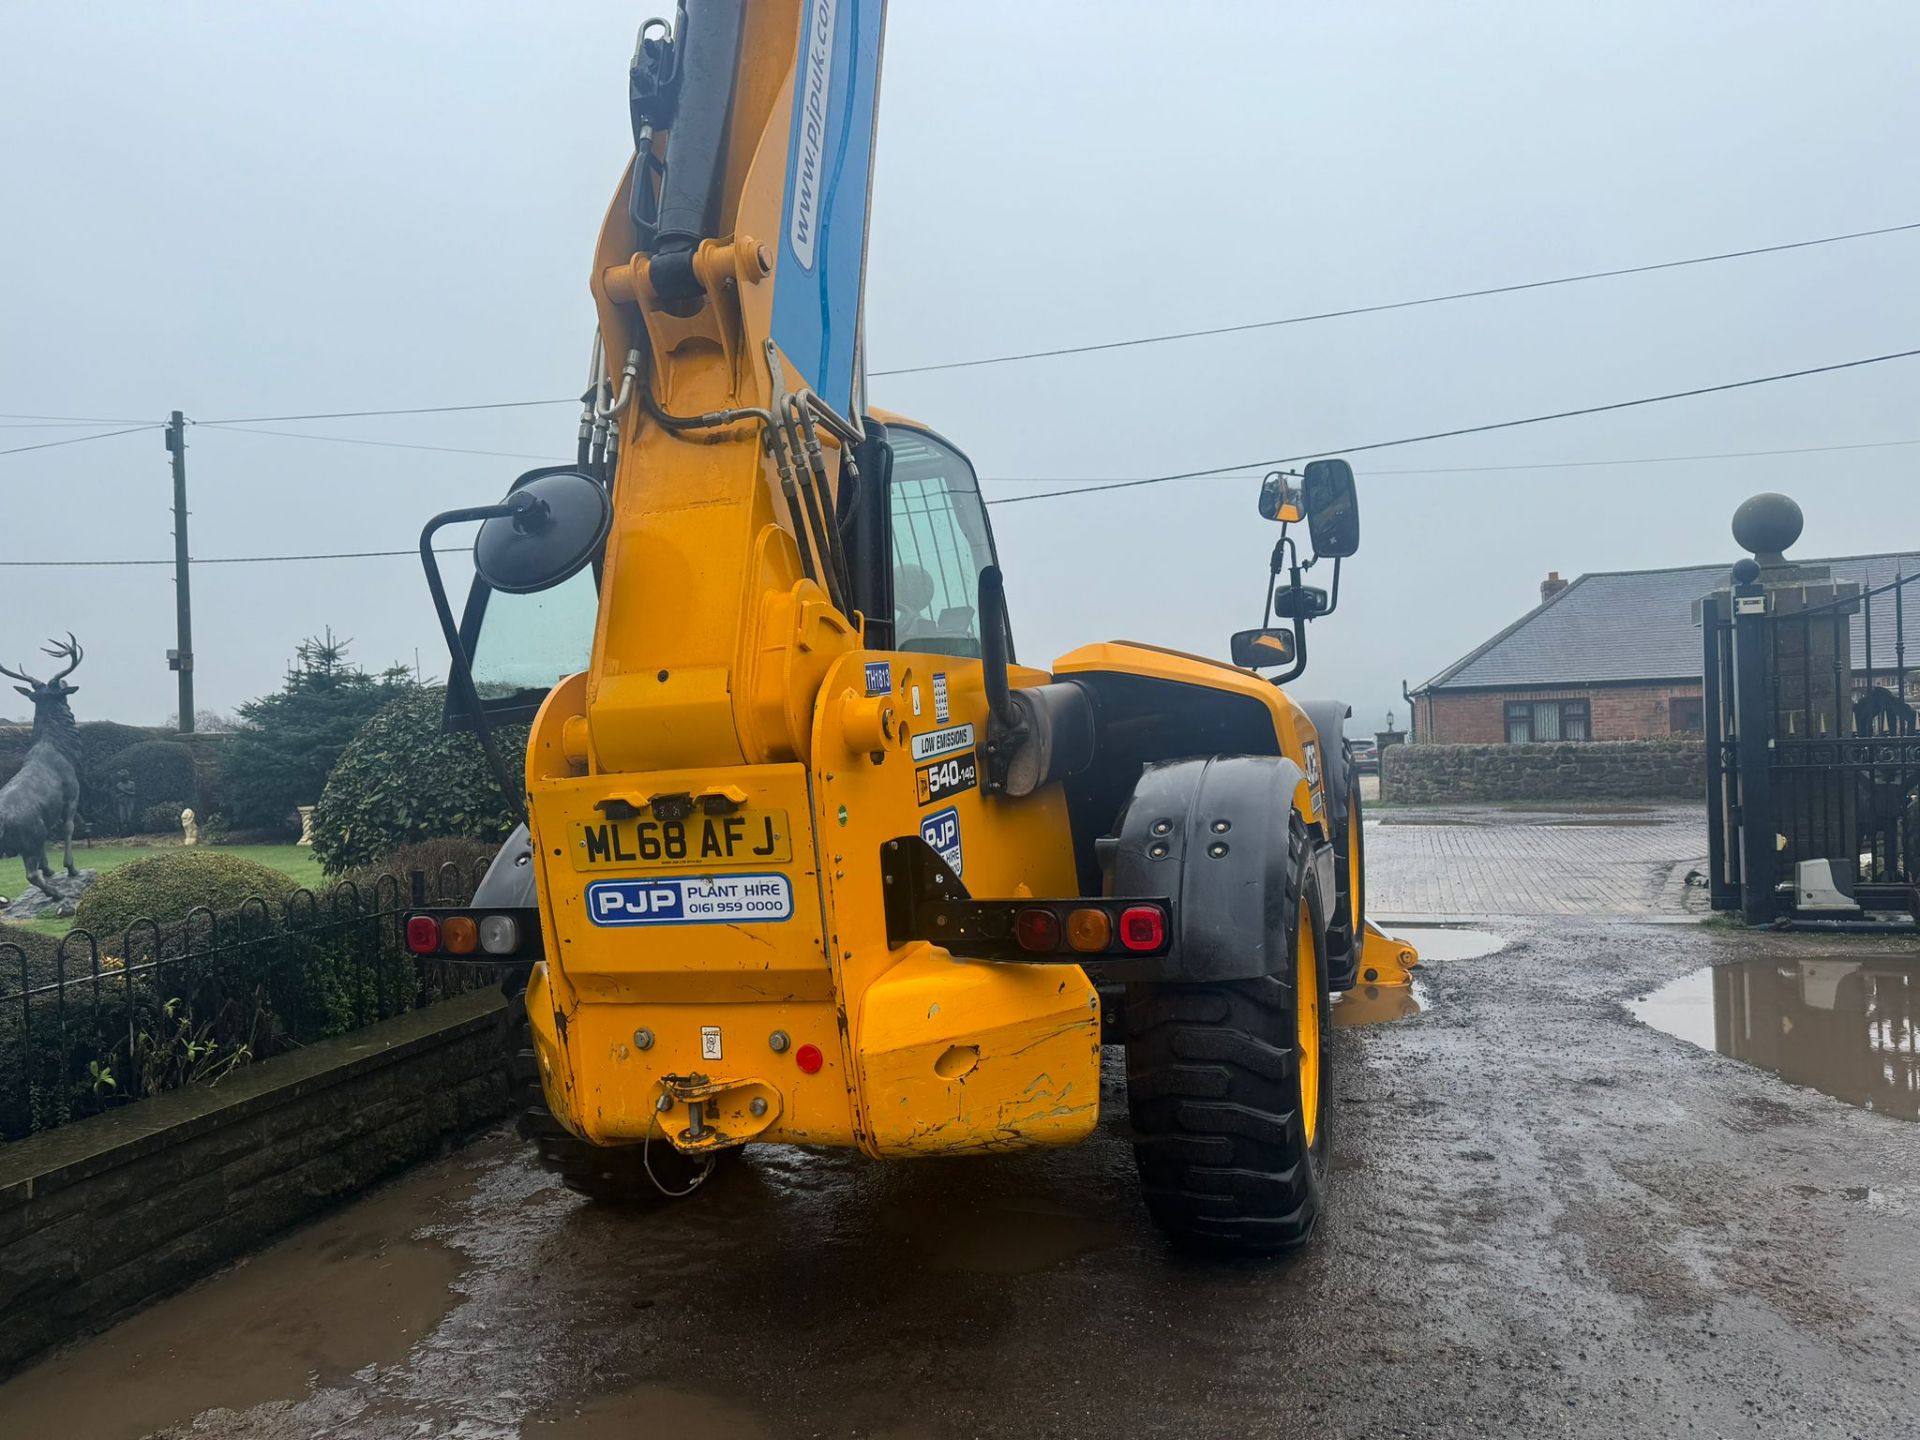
[1103,754,1333,984]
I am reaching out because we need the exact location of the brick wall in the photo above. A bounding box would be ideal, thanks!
[1380,738,1704,804]
[1417,683,1703,744]
[0,988,511,1378]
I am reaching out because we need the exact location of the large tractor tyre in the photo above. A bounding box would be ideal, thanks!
[1124,818,1334,1255]
[506,993,723,1204]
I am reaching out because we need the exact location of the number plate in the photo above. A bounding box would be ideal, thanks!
[569,809,792,871]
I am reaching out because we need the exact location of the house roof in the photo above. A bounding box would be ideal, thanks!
[1419,550,1920,692]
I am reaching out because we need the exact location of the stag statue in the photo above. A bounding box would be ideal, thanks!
[0,635,85,900]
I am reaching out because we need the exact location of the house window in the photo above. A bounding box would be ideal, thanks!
[1505,699,1590,743]
[1669,696,1704,734]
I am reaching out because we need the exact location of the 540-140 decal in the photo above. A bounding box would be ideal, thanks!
[915,750,977,805]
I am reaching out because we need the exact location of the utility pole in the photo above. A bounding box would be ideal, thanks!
[164,411,194,733]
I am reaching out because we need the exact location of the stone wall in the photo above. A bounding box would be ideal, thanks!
[1380,738,1705,804]
[0,987,510,1378]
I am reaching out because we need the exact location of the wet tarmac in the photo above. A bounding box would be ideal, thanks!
[1632,941,1920,1122]
[4,915,1919,1438]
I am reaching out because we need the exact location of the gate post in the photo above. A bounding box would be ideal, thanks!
[1730,577,1777,925]
[1700,593,1736,910]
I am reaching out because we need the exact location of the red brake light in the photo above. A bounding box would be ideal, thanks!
[1119,905,1166,952]
[405,915,440,954]
[1014,907,1061,952]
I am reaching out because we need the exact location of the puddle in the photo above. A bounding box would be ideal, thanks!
[0,1152,477,1440]
[528,1385,774,1439]
[1334,981,1427,1027]
[1387,926,1506,964]
[879,1194,1124,1275]
[1631,956,1920,1121]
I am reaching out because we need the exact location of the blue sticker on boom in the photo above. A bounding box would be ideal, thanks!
[864,660,892,695]
[587,873,794,927]
[920,806,963,878]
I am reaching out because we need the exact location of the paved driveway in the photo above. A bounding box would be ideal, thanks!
[1366,804,1709,920]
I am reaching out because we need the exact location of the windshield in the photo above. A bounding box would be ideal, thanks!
[888,427,998,658]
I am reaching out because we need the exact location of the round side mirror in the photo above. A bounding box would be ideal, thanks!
[472,470,612,594]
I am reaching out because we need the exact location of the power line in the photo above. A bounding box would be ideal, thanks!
[0,548,464,569]
[0,425,155,458]
[982,346,1920,505]
[198,423,563,462]
[980,434,1920,484]
[197,398,576,424]
[0,412,160,425]
[872,220,1920,378]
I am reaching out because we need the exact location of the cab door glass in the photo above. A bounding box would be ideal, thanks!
[464,565,597,702]
[888,428,998,657]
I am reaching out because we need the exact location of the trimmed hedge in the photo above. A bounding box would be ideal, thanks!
[340,837,501,908]
[312,689,526,875]
[71,850,299,943]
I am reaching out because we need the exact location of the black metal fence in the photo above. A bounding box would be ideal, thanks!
[1,860,498,1142]
[1705,568,1920,925]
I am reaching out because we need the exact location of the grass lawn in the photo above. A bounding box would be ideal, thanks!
[2,840,326,937]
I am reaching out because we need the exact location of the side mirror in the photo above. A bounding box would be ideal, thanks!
[1271,585,1329,620]
[473,469,612,595]
[1257,471,1303,523]
[1230,627,1298,669]
[1302,458,1360,559]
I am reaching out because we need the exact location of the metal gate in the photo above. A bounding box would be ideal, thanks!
[1703,568,1920,925]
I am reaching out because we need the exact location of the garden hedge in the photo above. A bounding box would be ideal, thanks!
[71,850,299,943]
[312,689,526,874]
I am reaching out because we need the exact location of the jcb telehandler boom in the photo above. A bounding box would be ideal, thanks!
[407,0,1416,1253]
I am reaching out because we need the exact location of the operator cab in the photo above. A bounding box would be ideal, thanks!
[437,419,1005,734]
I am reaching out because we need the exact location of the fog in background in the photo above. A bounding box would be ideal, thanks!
[3,1,1916,733]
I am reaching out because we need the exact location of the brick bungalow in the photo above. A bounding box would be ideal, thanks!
[1409,552,1920,745]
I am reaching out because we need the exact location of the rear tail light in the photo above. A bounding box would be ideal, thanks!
[1119,905,1167,952]
[442,916,479,955]
[1014,907,1061,952]
[478,914,521,955]
[1065,907,1112,953]
[404,915,440,954]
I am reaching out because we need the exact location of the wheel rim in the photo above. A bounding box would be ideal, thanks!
[1296,910,1322,1148]
[1346,788,1365,941]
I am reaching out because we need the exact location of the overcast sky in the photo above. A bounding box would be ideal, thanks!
[3,2,1916,733]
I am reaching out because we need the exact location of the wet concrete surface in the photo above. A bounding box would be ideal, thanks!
[5,915,1920,1437]
[1632,936,1919,1122]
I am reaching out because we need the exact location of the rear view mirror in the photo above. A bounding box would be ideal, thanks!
[472,469,613,595]
[1302,459,1359,559]
[1257,471,1303,523]
[1230,627,1298,669]
[1271,585,1329,620]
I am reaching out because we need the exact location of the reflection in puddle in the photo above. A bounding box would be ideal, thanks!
[0,1159,473,1440]
[1632,956,1920,1121]
[1334,981,1426,1027]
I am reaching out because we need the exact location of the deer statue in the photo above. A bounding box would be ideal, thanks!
[0,635,85,900]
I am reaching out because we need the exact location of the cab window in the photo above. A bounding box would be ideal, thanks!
[450,565,597,727]
[888,428,998,657]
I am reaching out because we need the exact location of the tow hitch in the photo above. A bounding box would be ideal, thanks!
[654,1072,784,1153]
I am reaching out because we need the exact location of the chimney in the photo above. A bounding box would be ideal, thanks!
[1540,571,1569,604]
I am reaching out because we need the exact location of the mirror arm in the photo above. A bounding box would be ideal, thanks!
[420,503,528,826]
[1321,556,1342,618]
[1266,554,1309,686]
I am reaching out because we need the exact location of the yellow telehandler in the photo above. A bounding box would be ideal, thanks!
[405,0,1416,1253]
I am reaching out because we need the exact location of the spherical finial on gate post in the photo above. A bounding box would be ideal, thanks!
[1731,492,1803,567]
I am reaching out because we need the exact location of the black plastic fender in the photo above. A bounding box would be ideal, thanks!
[1103,754,1331,984]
